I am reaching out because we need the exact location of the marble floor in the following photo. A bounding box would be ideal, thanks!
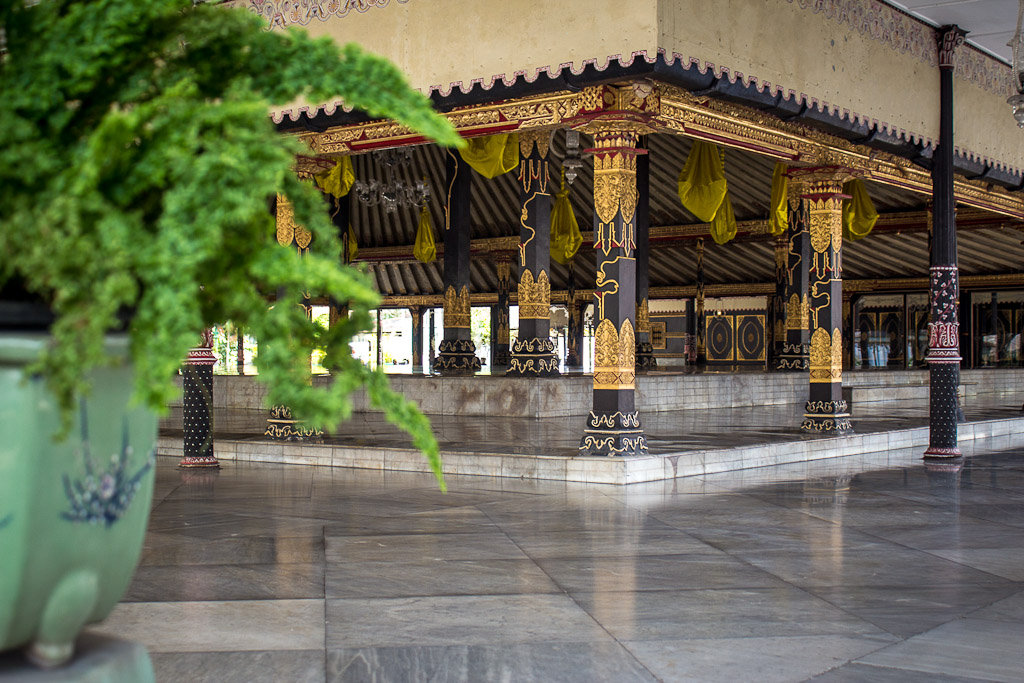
[160,393,1024,458]
[85,439,1024,682]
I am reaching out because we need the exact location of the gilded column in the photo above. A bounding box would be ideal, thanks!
[695,237,706,367]
[433,150,481,374]
[777,186,811,370]
[925,26,967,458]
[635,138,657,372]
[770,235,787,368]
[410,306,424,371]
[491,255,512,369]
[180,328,219,468]
[578,124,647,457]
[792,167,852,434]
[508,130,559,376]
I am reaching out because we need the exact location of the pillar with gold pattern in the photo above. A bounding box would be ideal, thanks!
[180,328,219,468]
[508,130,559,377]
[792,167,852,434]
[433,150,481,374]
[578,124,648,457]
[491,255,512,369]
[694,237,706,367]
[776,184,811,371]
[635,138,657,372]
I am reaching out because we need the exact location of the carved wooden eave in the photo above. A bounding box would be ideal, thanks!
[298,82,1024,220]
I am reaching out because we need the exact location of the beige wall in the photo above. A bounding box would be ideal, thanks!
[234,0,1021,174]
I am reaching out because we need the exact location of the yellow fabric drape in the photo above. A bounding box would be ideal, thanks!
[314,157,355,198]
[842,179,879,241]
[413,206,436,263]
[769,162,788,235]
[677,140,728,223]
[710,189,737,245]
[345,227,358,261]
[550,174,583,265]
[459,133,519,178]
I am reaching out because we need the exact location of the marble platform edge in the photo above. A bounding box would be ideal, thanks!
[155,413,1024,485]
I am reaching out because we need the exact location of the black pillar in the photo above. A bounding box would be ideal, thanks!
[777,193,811,370]
[695,238,706,367]
[492,255,512,369]
[792,167,852,434]
[925,25,968,458]
[635,138,657,372]
[410,306,424,371]
[509,131,559,376]
[770,235,787,367]
[566,259,584,368]
[180,329,219,468]
[433,151,480,374]
[578,126,647,457]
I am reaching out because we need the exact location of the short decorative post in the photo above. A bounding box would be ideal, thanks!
[410,306,424,371]
[180,328,219,468]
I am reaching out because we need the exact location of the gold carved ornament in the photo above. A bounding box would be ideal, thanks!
[809,327,843,383]
[785,293,809,331]
[443,285,472,329]
[518,269,551,320]
[593,151,638,226]
[593,319,636,390]
[275,196,311,249]
[636,298,651,334]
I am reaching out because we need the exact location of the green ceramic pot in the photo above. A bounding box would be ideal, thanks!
[0,334,157,667]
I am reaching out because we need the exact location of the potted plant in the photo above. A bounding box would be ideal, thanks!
[0,0,456,667]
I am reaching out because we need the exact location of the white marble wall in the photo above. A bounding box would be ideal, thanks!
[168,368,1024,418]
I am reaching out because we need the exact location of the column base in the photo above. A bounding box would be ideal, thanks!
[265,405,324,442]
[801,399,853,434]
[178,454,220,468]
[636,342,658,372]
[578,411,648,457]
[433,339,482,375]
[923,446,963,459]
[507,338,560,377]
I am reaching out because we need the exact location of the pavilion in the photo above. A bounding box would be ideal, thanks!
[190,0,1024,478]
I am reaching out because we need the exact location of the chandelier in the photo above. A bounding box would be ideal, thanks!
[1009,0,1024,127]
[562,129,587,185]
[353,148,430,213]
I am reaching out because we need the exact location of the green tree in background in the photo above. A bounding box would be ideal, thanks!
[0,0,460,485]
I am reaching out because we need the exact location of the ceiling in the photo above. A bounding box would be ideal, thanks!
[888,0,1020,62]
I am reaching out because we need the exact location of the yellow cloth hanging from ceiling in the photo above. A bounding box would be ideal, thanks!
[842,179,879,241]
[459,133,519,178]
[550,175,583,265]
[769,162,788,235]
[345,227,358,261]
[314,157,355,198]
[413,206,436,263]
[677,140,729,224]
[710,189,737,245]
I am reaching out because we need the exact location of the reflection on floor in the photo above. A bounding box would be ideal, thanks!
[88,438,1024,682]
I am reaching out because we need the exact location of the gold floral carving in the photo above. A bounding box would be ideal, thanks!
[518,269,551,320]
[594,318,636,390]
[275,198,312,250]
[809,327,843,383]
[518,129,551,159]
[785,293,809,331]
[636,298,650,335]
[593,152,638,226]
[443,285,472,329]
[808,211,841,254]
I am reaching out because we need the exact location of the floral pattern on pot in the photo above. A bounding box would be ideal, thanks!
[61,403,155,527]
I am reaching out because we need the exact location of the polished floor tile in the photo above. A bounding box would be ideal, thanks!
[91,437,1024,681]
